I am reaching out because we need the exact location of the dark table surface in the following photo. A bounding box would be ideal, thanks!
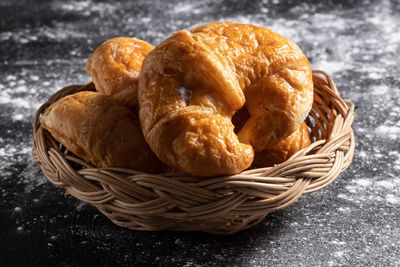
[1,0,400,266]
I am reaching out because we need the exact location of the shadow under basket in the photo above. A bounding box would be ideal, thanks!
[32,70,355,235]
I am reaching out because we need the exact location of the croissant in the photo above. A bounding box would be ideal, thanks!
[86,37,154,107]
[138,22,313,176]
[41,91,165,173]
[254,122,311,167]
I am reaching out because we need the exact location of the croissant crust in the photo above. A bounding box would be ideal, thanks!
[138,22,313,176]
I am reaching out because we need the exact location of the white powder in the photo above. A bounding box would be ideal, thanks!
[368,72,383,80]
[338,207,351,213]
[337,193,353,201]
[30,75,39,81]
[334,251,344,258]
[359,151,367,158]
[340,175,400,205]
[172,2,198,13]
[375,125,400,139]
[19,162,47,193]
[6,74,16,81]
[376,180,394,188]
[0,23,87,43]
[330,240,347,245]
[354,179,372,187]
[371,84,389,95]
[12,114,24,121]
[0,95,36,109]
[53,0,117,15]
[0,71,89,117]
[389,151,400,170]
[312,61,348,75]
[0,145,31,157]
[386,194,399,204]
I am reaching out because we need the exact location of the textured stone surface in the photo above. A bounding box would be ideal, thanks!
[1,0,400,266]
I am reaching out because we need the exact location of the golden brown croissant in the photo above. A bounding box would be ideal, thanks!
[41,91,165,173]
[138,22,313,177]
[86,37,154,107]
[253,122,311,167]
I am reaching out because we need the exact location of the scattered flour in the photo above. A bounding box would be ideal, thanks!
[386,194,399,204]
[172,2,201,13]
[340,175,400,205]
[0,69,90,123]
[0,95,32,108]
[12,114,24,121]
[389,151,400,170]
[375,125,400,139]
[52,0,117,16]
[358,151,367,158]
[330,240,347,245]
[19,162,47,192]
[376,179,393,188]
[334,251,344,258]
[338,207,351,213]
[0,24,86,43]
[368,72,384,80]
[312,61,348,75]
[371,84,389,95]
[354,179,372,187]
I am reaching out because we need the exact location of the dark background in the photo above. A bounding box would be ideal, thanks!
[1,0,400,266]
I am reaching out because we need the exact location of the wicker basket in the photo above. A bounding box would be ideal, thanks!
[32,70,355,235]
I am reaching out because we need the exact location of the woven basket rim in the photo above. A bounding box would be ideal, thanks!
[32,70,355,234]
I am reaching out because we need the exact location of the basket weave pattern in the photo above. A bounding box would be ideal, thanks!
[32,71,355,234]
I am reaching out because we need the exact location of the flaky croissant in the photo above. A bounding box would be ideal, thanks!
[138,22,313,177]
[41,91,165,173]
[86,37,154,107]
[254,121,311,167]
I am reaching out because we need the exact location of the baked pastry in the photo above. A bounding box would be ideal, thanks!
[253,122,311,167]
[138,22,313,176]
[86,37,154,107]
[41,91,165,173]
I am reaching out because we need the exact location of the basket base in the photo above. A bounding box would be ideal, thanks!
[98,207,269,235]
